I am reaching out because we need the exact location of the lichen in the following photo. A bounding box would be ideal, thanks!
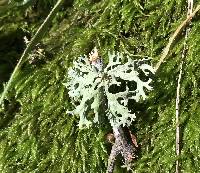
[65,51,155,128]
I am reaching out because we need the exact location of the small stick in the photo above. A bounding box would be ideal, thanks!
[155,4,200,71]
[175,1,193,172]
[107,126,137,173]
[175,61,183,173]
[0,0,64,105]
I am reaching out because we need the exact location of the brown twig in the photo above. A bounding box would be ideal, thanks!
[175,1,193,173]
[175,61,183,173]
[107,126,137,173]
[155,4,200,72]
[0,0,64,105]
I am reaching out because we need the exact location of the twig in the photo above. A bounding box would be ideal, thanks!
[175,61,183,173]
[175,1,193,172]
[155,4,200,72]
[0,0,64,105]
[107,126,137,173]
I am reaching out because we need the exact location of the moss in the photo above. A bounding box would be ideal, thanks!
[1,0,200,172]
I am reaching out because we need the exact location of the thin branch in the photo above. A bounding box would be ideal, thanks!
[107,126,137,173]
[155,4,200,72]
[175,60,183,173]
[175,1,193,172]
[0,0,64,105]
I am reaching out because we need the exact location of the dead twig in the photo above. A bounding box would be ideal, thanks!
[107,126,137,173]
[0,0,64,105]
[175,1,193,173]
[155,4,200,71]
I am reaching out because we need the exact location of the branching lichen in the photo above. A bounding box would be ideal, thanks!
[64,51,155,129]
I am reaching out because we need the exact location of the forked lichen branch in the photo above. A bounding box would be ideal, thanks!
[65,48,154,172]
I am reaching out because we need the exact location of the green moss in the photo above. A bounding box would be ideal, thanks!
[1,0,200,172]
